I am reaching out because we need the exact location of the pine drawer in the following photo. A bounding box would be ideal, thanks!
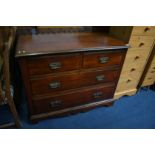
[129,36,154,48]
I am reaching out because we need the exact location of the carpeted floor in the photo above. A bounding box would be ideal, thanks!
[1,88,155,129]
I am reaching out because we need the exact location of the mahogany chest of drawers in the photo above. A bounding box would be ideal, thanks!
[15,32,128,122]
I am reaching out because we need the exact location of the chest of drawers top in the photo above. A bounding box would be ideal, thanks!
[15,32,128,57]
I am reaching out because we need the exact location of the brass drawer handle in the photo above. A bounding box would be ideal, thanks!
[93,91,103,99]
[50,100,62,108]
[99,57,109,63]
[49,62,61,69]
[96,75,105,81]
[139,43,144,47]
[144,27,150,32]
[49,82,60,89]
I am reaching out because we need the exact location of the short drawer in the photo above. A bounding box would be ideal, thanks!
[142,76,155,87]
[119,70,142,83]
[151,56,155,64]
[146,70,155,77]
[116,78,138,92]
[32,85,115,114]
[116,71,142,92]
[83,51,125,69]
[149,63,155,71]
[125,48,151,62]
[30,69,119,95]
[120,48,151,72]
[129,36,154,48]
[27,53,81,76]
[132,26,155,36]
[121,67,144,80]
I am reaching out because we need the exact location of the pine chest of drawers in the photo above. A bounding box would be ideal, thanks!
[15,33,128,122]
[110,26,155,99]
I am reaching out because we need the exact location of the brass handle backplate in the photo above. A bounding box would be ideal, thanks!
[49,82,60,89]
[93,92,103,99]
[96,75,105,81]
[49,62,61,69]
[50,100,62,108]
[99,57,109,63]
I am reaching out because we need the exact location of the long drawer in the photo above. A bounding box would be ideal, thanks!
[32,84,115,114]
[27,53,81,76]
[30,69,119,95]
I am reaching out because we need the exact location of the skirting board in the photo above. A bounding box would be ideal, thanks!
[114,88,137,99]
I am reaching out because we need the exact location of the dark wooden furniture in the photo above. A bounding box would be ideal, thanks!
[15,32,128,122]
[0,27,21,128]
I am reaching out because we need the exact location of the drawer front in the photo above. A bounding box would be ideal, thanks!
[144,65,155,82]
[149,62,155,71]
[142,76,155,87]
[151,56,155,64]
[146,60,155,74]
[121,57,145,73]
[27,53,81,76]
[145,70,155,78]
[132,26,155,36]
[119,48,152,76]
[33,85,115,114]
[116,70,142,92]
[83,51,125,69]
[120,48,151,73]
[129,36,154,48]
[120,70,142,83]
[116,79,138,92]
[125,48,151,63]
[30,69,119,95]
[121,67,144,80]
